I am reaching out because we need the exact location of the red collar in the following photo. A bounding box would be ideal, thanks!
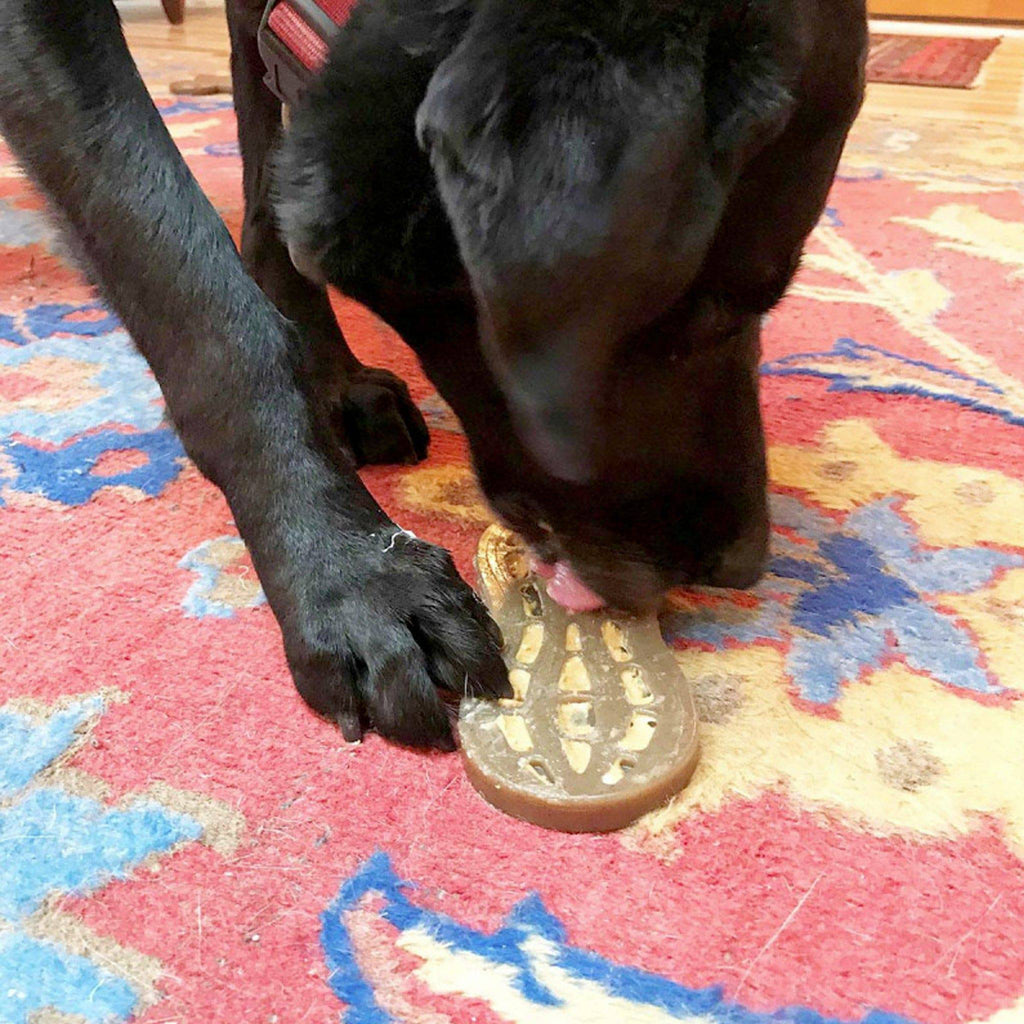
[258,0,357,106]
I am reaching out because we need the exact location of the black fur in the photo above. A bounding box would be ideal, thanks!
[276,0,866,604]
[0,0,865,748]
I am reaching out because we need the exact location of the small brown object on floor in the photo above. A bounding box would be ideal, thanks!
[169,73,233,96]
[459,525,700,833]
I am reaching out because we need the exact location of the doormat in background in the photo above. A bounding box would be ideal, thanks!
[867,34,1001,88]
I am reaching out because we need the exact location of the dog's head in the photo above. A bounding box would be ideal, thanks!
[276,0,865,608]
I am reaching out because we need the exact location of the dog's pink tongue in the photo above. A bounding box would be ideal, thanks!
[531,557,605,612]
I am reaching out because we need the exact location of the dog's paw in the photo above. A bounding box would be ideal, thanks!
[283,534,509,749]
[337,366,430,467]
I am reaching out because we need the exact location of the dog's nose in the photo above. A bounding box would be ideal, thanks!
[707,532,767,590]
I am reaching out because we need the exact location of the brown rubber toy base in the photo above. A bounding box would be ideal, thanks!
[458,525,700,833]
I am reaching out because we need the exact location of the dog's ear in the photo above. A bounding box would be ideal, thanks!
[710,77,794,182]
[414,26,516,198]
[704,20,797,181]
[380,0,474,58]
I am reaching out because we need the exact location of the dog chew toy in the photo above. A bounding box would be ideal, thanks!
[169,74,233,96]
[459,525,700,833]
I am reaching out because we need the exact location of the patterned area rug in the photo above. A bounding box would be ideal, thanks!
[3,99,1024,1024]
[866,35,1001,89]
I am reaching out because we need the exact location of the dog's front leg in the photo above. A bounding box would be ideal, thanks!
[0,0,508,747]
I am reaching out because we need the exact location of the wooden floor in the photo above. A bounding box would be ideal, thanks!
[120,6,1024,130]
[866,31,1024,125]
[122,4,230,59]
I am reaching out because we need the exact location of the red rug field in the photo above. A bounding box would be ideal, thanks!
[2,97,1024,1023]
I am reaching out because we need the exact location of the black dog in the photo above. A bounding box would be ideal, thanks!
[0,0,865,748]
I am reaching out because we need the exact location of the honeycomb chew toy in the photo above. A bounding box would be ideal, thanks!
[459,525,700,833]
